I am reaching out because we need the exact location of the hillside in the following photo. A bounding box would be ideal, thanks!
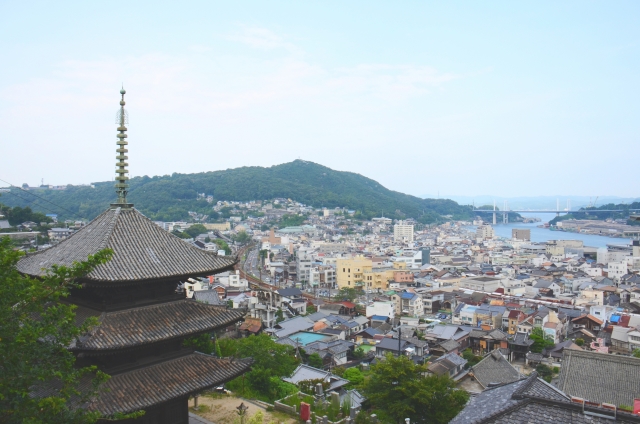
[0,160,474,222]
[549,202,640,226]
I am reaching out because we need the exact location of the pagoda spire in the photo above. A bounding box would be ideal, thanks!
[113,87,132,207]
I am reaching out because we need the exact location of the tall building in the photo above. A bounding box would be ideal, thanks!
[17,89,251,423]
[476,224,495,240]
[336,256,373,288]
[512,229,531,241]
[394,220,414,243]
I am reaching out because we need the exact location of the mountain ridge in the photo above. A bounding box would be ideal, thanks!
[0,160,474,223]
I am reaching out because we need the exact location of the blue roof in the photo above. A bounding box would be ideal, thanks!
[401,292,417,299]
[610,315,621,323]
[371,315,388,321]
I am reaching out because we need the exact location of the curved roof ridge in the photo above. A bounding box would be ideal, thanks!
[128,207,222,259]
[97,206,121,251]
[20,208,115,261]
[103,298,230,315]
[17,206,238,282]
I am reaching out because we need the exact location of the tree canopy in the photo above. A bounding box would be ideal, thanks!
[364,354,469,424]
[221,334,300,402]
[0,160,475,223]
[0,237,114,423]
[184,223,207,238]
[530,327,555,353]
[0,204,53,227]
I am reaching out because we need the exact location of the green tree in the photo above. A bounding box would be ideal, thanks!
[336,287,362,302]
[172,230,191,239]
[343,367,364,388]
[0,238,116,423]
[461,348,482,368]
[258,249,268,266]
[184,223,207,238]
[575,338,585,347]
[633,349,640,358]
[226,334,300,401]
[352,347,366,359]
[530,327,555,353]
[308,353,324,369]
[364,354,469,424]
[232,230,251,244]
[183,333,215,354]
[535,364,554,383]
[275,308,285,324]
[213,239,232,255]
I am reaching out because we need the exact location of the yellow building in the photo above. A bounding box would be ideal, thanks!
[336,258,411,291]
[336,256,372,289]
[204,222,231,231]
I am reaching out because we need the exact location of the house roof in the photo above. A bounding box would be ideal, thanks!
[283,364,349,391]
[451,372,640,424]
[193,290,225,306]
[377,337,411,352]
[276,288,303,297]
[439,339,461,352]
[71,300,245,352]
[471,350,522,389]
[572,314,603,325]
[87,353,251,416]
[274,316,314,337]
[17,207,237,284]
[557,349,640,407]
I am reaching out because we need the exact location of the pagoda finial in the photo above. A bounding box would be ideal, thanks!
[113,87,132,207]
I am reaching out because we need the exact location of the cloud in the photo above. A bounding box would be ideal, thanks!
[226,26,302,54]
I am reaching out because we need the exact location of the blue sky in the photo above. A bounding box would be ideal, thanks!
[1,1,639,198]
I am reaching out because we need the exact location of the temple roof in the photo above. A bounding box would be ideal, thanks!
[88,353,251,416]
[72,300,245,352]
[17,207,237,283]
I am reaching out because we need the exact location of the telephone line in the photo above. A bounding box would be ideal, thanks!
[0,178,80,218]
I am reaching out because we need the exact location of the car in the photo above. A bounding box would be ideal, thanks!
[214,386,231,395]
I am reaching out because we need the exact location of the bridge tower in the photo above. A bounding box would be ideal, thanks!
[503,200,508,224]
[493,201,497,225]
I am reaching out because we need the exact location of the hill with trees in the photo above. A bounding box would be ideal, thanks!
[0,160,474,223]
[549,202,640,226]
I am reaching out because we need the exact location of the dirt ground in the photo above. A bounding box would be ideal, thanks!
[189,394,298,424]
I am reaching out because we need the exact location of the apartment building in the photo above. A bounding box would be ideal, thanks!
[394,221,414,243]
[336,256,372,288]
[476,225,494,240]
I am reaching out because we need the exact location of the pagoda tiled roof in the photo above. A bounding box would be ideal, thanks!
[88,353,252,416]
[72,300,245,351]
[17,207,237,283]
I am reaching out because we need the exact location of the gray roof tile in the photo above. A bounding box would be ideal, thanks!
[17,207,237,283]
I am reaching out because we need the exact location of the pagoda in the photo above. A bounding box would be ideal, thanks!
[17,89,251,423]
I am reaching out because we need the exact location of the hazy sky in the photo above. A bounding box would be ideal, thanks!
[2,2,639,198]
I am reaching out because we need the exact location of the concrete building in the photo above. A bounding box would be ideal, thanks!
[336,256,372,289]
[296,250,314,284]
[512,229,531,241]
[459,276,502,292]
[394,221,414,243]
[476,225,495,240]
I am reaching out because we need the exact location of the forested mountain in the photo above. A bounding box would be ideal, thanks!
[0,160,474,222]
[549,202,640,225]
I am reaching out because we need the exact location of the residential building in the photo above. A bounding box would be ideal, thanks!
[475,224,494,240]
[394,221,414,243]
[336,256,372,288]
[512,229,531,241]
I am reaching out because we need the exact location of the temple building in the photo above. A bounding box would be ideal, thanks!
[17,89,251,423]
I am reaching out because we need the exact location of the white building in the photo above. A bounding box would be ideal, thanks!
[476,225,495,240]
[607,261,627,282]
[394,221,414,243]
[366,301,395,319]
